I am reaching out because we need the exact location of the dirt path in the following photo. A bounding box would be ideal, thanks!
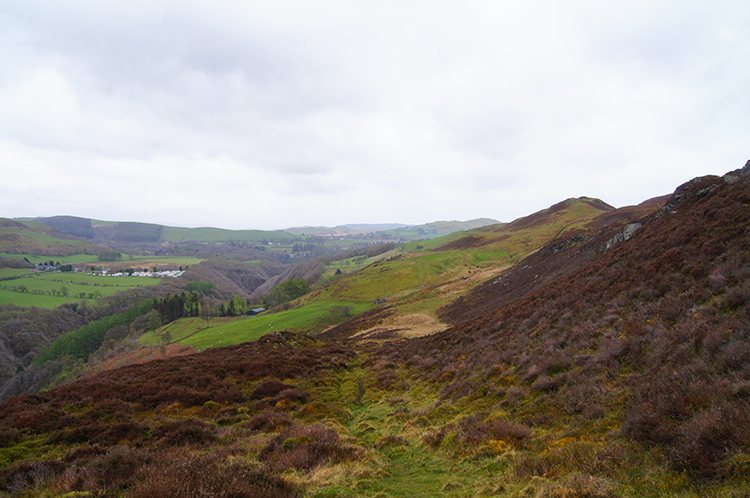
[433,263,510,301]
[351,312,447,340]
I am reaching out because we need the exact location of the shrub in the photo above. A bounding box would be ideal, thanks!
[548,473,618,498]
[250,378,295,400]
[260,424,360,473]
[0,460,67,495]
[244,411,293,433]
[152,419,218,447]
[129,451,298,498]
[487,419,532,447]
[375,371,399,390]
[439,379,476,400]
[84,445,155,492]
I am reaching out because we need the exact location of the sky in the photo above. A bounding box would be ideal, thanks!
[1,1,748,230]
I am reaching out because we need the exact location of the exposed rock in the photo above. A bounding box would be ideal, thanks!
[696,184,719,198]
[605,223,642,251]
[623,223,642,240]
[550,235,591,254]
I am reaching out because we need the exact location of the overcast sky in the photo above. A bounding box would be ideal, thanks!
[1,1,748,230]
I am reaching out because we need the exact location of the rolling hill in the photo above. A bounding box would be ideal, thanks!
[284,219,500,241]
[0,219,105,256]
[23,217,499,247]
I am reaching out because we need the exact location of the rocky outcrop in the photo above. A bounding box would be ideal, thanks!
[605,223,642,251]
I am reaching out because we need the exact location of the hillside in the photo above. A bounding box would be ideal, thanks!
[3,164,750,497]
[383,166,750,478]
[405,197,612,253]
[0,219,105,256]
[150,197,611,350]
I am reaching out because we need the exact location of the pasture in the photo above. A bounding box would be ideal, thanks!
[0,252,99,265]
[0,272,163,308]
[140,300,371,350]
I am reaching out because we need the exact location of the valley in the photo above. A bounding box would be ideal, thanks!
[1,164,750,497]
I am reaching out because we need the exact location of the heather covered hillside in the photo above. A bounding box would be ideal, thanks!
[3,165,750,497]
[388,167,750,477]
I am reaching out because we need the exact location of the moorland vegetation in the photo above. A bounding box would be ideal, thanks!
[2,163,750,496]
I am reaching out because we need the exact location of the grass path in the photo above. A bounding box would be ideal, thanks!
[340,393,507,497]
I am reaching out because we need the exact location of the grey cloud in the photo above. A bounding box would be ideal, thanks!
[1,1,748,229]
[447,111,525,161]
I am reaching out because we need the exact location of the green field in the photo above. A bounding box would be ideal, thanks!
[0,252,204,270]
[140,300,371,351]
[0,272,163,308]
[0,252,100,265]
[0,268,31,279]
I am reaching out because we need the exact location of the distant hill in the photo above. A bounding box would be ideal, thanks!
[19,217,500,247]
[36,216,94,239]
[160,226,296,244]
[18,218,302,247]
[0,218,104,256]
[284,223,408,236]
[284,218,499,240]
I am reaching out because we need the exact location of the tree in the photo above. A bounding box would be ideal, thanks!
[147,311,162,331]
[186,281,215,295]
[200,302,212,328]
[60,286,69,297]
[233,294,245,316]
[263,278,309,309]
[97,250,122,262]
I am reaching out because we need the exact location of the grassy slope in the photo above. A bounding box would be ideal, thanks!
[374,218,500,241]
[0,219,102,256]
[152,249,514,352]
[307,198,610,316]
[405,197,610,253]
[0,253,100,265]
[154,199,609,352]
[140,301,373,351]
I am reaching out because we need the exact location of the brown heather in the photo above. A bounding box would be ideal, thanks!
[384,171,750,477]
